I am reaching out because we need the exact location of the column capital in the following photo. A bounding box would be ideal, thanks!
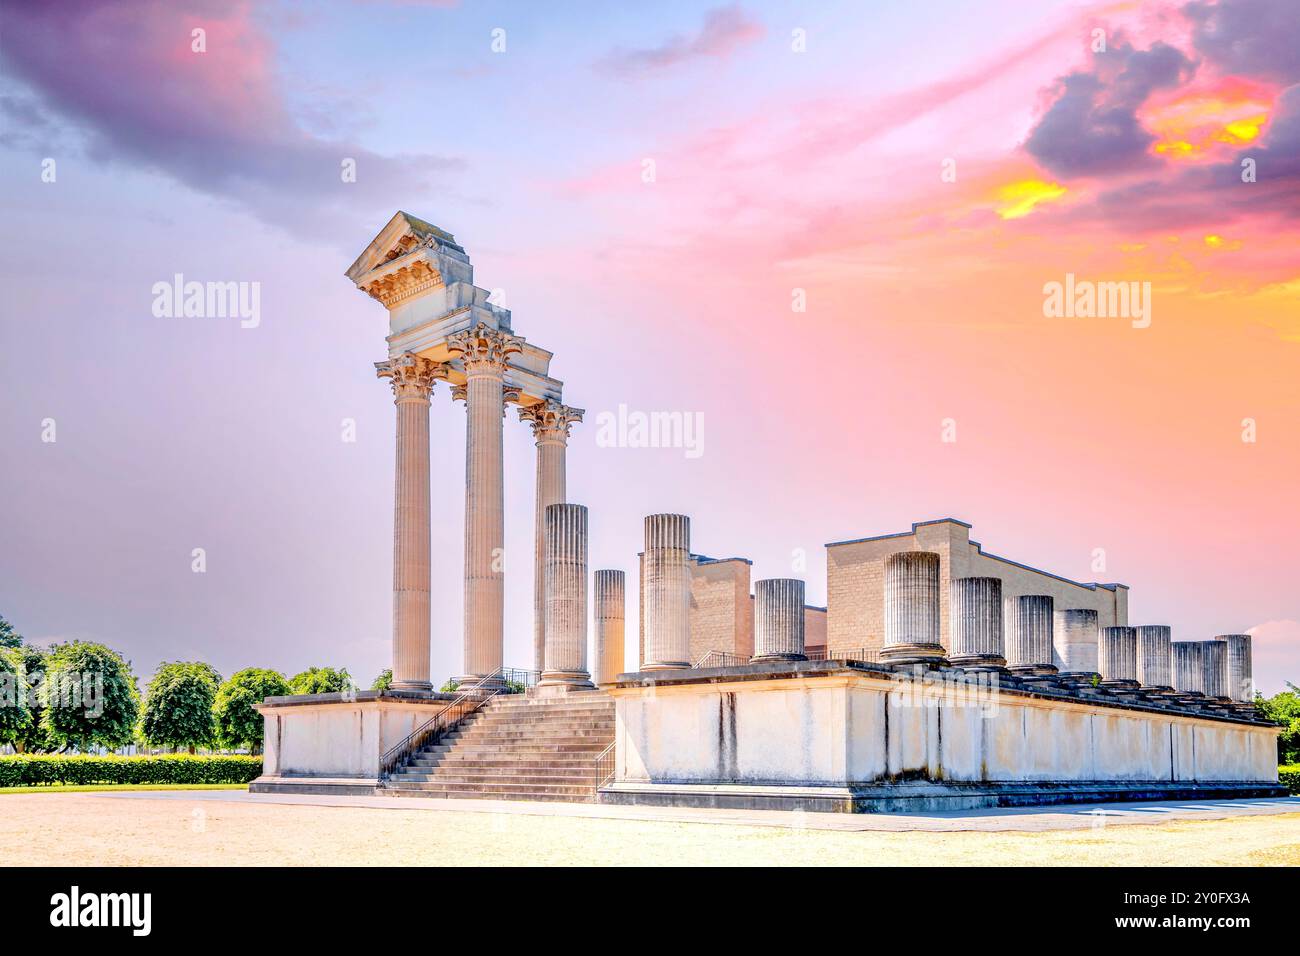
[519,399,585,444]
[375,352,447,401]
[446,323,524,377]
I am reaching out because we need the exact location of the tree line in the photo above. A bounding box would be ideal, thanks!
[0,613,386,755]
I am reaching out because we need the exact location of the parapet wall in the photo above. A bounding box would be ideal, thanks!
[601,662,1282,813]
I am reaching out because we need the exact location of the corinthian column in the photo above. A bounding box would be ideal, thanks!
[375,353,447,692]
[447,323,523,687]
[520,400,584,674]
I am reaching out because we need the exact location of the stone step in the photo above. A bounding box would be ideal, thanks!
[450,729,614,743]
[384,787,596,804]
[422,740,610,753]
[386,780,598,797]
[394,771,602,786]
[409,755,604,769]
[470,712,615,725]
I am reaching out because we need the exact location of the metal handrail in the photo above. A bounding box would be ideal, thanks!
[692,647,880,668]
[593,741,616,792]
[378,665,539,779]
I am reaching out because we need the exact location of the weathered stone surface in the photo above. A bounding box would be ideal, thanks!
[880,551,946,664]
[642,514,692,670]
[1201,639,1229,700]
[1136,625,1173,691]
[948,576,1005,669]
[1100,625,1139,687]
[540,503,593,689]
[1219,633,1254,703]
[1173,641,1206,696]
[1053,608,1100,679]
[593,570,626,686]
[752,578,806,662]
[1005,594,1056,674]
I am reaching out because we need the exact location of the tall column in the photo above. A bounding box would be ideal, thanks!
[948,577,1005,670]
[1135,624,1173,692]
[642,514,691,670]
[1099,626,1139,688]
[375,353,446,692]
[1219,633,1254,703]
[1053,608,1100,681]
[880,551,946,665]
[1172,641,1205,697]
[448,323,523,687]
[1005,594,1056,675]
[539,503,593,689]
[1201,639,1229,700]
[520,401,583,674]
[752,578,806,663]
[593,570,626,685]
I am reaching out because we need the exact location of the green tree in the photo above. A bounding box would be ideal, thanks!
[40,641,140,751]
[1256,683,1300,764]
[289,666,353,696]
[371,669,393,691]
[214,668,290,753]
[139,661,222,753]
[0,648,32,747]
[15,644,53,752]
[0,614,22,649]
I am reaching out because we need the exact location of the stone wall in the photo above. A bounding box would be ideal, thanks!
[826,519,1128,657]
[689,556,753,663]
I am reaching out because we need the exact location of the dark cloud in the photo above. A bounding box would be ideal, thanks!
[0,0,460,234]
[1185,0,1300,85]
[1025,41,1196,178]
[596,4,764,78]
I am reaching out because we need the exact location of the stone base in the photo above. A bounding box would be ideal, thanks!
[640,661,691,671]
[947,654,1008,672]
[598,780,1290,814]
[749,654,808,664]
[1100,679,1141,690]
[536,675,596,696]
[252,690,458,788]
[878,643,948,666]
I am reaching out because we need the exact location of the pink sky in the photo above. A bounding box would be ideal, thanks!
[1,0,1296,694]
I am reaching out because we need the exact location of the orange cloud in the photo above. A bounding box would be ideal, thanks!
[994,178,1067,219]
[1144,78,1274,160]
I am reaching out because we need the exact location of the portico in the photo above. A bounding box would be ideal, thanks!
[347,212,581,690]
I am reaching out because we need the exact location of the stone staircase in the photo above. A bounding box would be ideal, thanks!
[382,691,614,802]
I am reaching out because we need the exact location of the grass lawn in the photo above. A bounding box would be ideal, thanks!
[0,783,250,795]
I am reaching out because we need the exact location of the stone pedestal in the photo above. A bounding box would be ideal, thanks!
[948,576,1005,670]
[1005,594,1056,675]
[375,354,446,692]
[450,324,523,688]
[1099,626,1139,689]
[1053,608,1100,683]
[594,570,626,685]
[642,514,692,670]
[520,401,583,674]
[539,503,594,689]
[1219,633,1254,703]
[751,578,807,663]
[1172,641,1206,698]
[1136,624,1174,692]
[880,551,946,665]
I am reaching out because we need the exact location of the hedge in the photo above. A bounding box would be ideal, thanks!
[0,755,262,788]
[1280,765,1299,795]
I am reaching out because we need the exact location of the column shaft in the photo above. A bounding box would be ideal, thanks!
[540,503,592,688]
[1172,641,1206,696]
[1053,608,1100,679]
[1135,624,1173,691]
[880,551,946,665]
[1005,594,1056,674]
[642,514,691,669]
[1219,633,1253,703]
[594,570,626,685]
[949,576,1005,670]
[1099,626,1138,687]
[1201,639,1228,700]
[752,578,806,662]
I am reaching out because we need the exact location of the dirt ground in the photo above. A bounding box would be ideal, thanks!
[2,793,1298,866]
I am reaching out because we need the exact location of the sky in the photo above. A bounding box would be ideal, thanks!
[0,0,1297,694]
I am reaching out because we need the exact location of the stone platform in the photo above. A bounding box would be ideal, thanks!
[598,661,1285,813]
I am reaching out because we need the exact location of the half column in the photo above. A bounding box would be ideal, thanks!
[880,552,946,665]
[948,577,1005,670]
[539,503,593,689]
[642,514,692,670]
[593,570,626,685]
[751,578,807,663]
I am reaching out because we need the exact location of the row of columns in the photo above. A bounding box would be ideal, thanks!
[377,325,585,691]
[876,551,1255,703]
